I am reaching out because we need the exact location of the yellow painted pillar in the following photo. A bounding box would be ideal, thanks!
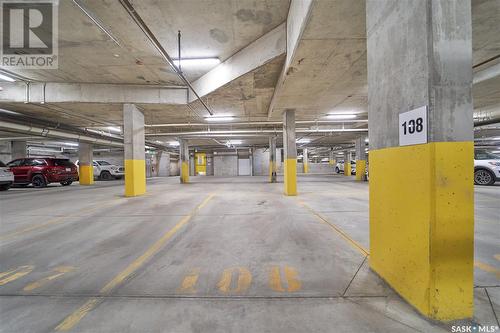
[194,152,206,176]
[78,142,94,185]
[344,151,351,176]
[283,109,297,195]
[355,160,366,181]
[180,139,189,183]
[123,104,146,197]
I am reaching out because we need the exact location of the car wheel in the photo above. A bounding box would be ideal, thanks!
[114,176,123,180]
[31,175,47,188]
[474,169,495,186]
[60,180,72,186]
[0,183,11,191]
[335,167,340,174]
[100,171,112,181]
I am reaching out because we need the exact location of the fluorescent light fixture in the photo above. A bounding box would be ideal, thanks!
[296,138,311,143]
[168,141,180,147]
[205,116,235,122]
[107,126,121,133]
[364,138,369,143]
[225,140,242,146]
[0,73,15,82]
[173,57,220,68]
[63,142,79,147]
[325,114,357,120]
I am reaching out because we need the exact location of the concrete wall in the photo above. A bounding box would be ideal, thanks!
[297,162,334,174]
[158,152,170,177]
[214,154,238,176]
[170,159,180,176]
[252,148,270,176]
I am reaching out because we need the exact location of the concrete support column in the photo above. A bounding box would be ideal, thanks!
[329,148,336,167]
[343,151,351,176]
[180,139,189,183]
[78,142,94,185]
[283,109,297,195]
[354,137,367,181]
[367,0,473,320]
[302,148,309,173]
[269,136,277,183]
[123,104,146,197]
[11,141,27,160]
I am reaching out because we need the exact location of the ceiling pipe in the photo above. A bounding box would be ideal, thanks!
[474,105,500,126]
[473,62,500,84]
[145,119,368,128]
[118,0,214,116]
[147,128,368,137]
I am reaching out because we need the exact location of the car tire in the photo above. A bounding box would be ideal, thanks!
[100,171,112,181]
[474,169,496,186]
[60,180,72,186]
[31,174,47,188]
[114,176,123,180]
[0,183,11,191]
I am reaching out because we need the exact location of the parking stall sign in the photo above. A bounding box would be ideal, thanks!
[1,0,58,69]
[399,105,428,146]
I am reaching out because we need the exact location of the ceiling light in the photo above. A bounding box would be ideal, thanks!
[0,73,15,82]
[364,138,369,143]
[226,140,242,146]
[205,116,235,122]
[168,141,180,147]
[325,114,357,120]
[107,126,121,133]
[63,142,79,147]
[173,57,220,68]
[296,138,311,143]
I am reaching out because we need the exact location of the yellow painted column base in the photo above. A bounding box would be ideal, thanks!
[344,162,351,176]
[180,161,189,183]
[124,159,146,197]
[369,142,474,320]
[355,160,366,181]
[303,163,309,174]
[284,158,297,196]
[269,161,276,182]
[79,165,94,185]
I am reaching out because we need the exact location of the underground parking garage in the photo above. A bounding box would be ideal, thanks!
[0,0,499,332]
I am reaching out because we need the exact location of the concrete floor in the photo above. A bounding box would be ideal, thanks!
[0,175,498,332]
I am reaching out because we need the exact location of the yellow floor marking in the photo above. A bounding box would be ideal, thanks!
[217,267,252,294]
[23,266,75,291]
[269,266,301,292]
[284,266,301,292]
[0,265,34,286]
[494,254,500,261]
[0,199,119,241]
[298,200,369,256]
[178,269,200,293]
[55,192,216,331]
[269,266,285,292]
[474,261,500,279]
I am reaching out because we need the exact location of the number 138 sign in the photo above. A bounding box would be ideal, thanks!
[399,106,428,146]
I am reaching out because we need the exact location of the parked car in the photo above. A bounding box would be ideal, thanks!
[7,158,78,188]
[474,150,500,185]
[335,160,357,175]
[75,160,124,180]
[0,160,14,191]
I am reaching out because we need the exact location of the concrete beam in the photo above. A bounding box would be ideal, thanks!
[189,23,286,102]
[0,82,187,104]
[267,0,314,118]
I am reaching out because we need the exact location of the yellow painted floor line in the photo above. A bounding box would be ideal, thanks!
[55,192,216,331]
[0,199,120,242]
[23,266,75,291]
[298,200,369,256]
[0,265,34,286]
[474,261,500,280]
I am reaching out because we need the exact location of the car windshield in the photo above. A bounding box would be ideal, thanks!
[0,161,5,167]
[53,159,74,167]
[475,151,500,160]
[97,161,111,165]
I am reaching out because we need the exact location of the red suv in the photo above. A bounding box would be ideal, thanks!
[7,158,78,188]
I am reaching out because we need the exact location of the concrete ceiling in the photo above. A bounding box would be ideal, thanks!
[1,0,499,150]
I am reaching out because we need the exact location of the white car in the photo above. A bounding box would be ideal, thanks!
[76,160,125,180]
[0,160,14,191]
[335,160,357,175]
[474,150,500,185]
